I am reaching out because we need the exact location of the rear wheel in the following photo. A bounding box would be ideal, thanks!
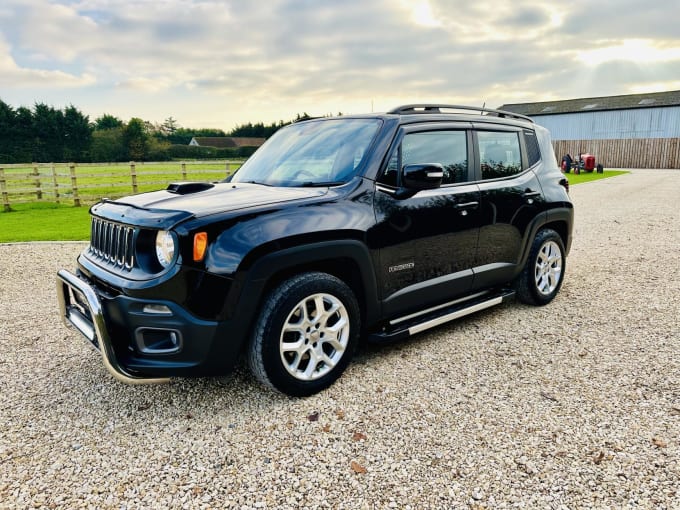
[247,272,360,396]
[515,229,565,306]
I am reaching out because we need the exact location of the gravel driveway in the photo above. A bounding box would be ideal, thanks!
[1,169,678,509]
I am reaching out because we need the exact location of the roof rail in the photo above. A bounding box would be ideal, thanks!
[387,104,534,123]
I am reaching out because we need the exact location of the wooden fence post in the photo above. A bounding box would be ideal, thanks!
[33,163,42,200]
[225,161,230,177]
[0,168,10,211]
[51,163,60,204]
[130,162,138,193]
[69,163,81,207]
[181,162,187,180]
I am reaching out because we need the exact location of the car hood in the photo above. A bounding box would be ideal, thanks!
[90,182,329,229]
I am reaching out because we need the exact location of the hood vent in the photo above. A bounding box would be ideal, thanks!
[166,182,215,195]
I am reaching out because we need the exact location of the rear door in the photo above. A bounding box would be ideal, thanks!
[471,127,544,289]
[370,124,482,318]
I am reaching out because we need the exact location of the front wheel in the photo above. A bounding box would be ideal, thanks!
[515,229,566,306]
[247,272,360,397]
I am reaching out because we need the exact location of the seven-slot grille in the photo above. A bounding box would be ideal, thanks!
[89,217,136,270]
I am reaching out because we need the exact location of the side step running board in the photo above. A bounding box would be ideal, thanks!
[368,289,515,343]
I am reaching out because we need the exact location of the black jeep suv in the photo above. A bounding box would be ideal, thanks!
[58,105,573,396]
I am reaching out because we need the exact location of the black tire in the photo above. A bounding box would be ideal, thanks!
[247,272,360,397]
[515,229,566,306]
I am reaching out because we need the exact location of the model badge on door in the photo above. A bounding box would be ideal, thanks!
[389,262,415,273]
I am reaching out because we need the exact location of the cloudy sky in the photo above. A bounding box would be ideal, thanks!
[1,0,679,130]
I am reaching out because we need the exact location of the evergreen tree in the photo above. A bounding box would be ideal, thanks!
[63,105,92,162]
[123,118,149,161]
[13,106,34,162]
[32,102,64,162]
[0,100,16,162]
[93,113,124,131]
[161,116,179,135]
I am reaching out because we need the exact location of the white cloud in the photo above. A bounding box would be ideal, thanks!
[0,37,96,88]
[115,77,173,93]
[577,39,680,66]
[0,0,679,127]
[398,0,442,27]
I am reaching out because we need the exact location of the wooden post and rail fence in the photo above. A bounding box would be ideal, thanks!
[0,160,241,211]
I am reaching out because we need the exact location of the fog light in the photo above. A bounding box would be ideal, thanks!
[135,328,182,354]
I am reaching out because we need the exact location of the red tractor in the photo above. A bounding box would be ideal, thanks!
[562,153,601,174]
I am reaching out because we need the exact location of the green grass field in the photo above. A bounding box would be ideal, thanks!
[564,169,628,185]
[0,168,630,243]
[1,160,243,206]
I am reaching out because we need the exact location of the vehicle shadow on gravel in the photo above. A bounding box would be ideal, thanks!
[52,299,523,428]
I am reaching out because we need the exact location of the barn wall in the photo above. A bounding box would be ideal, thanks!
[534,106,680,140]
[552,138,680,169]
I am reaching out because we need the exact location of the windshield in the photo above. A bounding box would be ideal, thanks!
[230,118,382,187]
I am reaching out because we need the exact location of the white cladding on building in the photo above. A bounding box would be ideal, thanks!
[529,107,680,141]
[499,90,680,168]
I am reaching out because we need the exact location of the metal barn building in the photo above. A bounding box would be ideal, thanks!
[499,90,680,169]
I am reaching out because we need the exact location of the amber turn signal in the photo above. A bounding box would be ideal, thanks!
[193,232,208,262]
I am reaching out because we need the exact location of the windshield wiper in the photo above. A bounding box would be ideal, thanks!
[242,180,273,186]
[298,181,346,187]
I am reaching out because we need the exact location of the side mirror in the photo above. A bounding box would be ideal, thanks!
[402,163,444,190]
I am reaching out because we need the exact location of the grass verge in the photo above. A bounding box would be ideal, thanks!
[0,202,91,242]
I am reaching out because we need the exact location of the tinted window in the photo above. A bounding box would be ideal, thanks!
[380,131,468,186]
[478,131,522,179]
[524,129,541,167]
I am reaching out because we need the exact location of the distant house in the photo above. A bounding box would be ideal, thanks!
[499,90,680,168]
[188,137,266,148]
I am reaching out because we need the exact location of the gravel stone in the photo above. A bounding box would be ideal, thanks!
[0,169,678,509]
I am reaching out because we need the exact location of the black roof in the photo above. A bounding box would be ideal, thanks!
[498,90,680,116]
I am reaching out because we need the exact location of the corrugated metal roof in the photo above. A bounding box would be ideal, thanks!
[498,90,680,116]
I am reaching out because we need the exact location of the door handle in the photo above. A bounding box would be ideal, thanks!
[454,201,479,216]
[454,201,479,209]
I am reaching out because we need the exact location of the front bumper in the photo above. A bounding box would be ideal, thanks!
[57,269,170,384]
[57,269,232,383]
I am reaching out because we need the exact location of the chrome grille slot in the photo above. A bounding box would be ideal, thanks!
[89,217,136,270]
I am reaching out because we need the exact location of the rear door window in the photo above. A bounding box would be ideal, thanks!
[478,131,522,179]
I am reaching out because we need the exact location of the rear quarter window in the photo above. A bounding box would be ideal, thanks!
[524,129,541,167]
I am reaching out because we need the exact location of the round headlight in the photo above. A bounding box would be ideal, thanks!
[155,230,176,268]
